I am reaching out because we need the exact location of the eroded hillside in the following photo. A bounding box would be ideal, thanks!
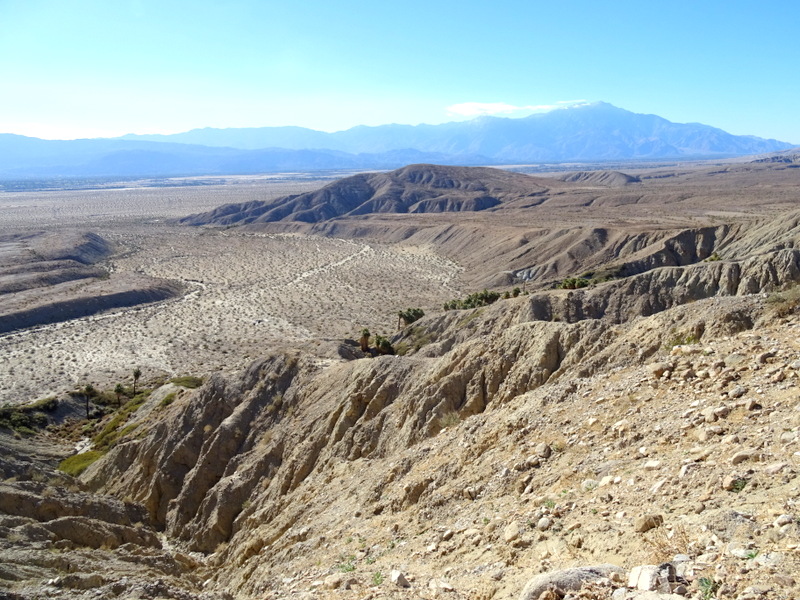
[2,163,800,600]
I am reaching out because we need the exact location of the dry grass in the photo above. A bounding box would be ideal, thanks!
[644,523,694,563]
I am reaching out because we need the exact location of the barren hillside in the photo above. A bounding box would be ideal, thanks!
[1,162,800,600]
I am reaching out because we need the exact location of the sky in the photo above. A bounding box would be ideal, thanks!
[1,0,798,143]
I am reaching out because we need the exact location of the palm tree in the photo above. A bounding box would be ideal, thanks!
[83,384,95,419]
[114,383,124,407]
[359,329,370,354]
[132,367,142,396]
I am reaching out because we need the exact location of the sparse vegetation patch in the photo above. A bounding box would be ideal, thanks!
[58,450,105,477]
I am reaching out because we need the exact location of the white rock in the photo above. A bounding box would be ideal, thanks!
[628,565,660,591]
[390,570,410,588]
[774,514,793,527]
[503,522,520,543]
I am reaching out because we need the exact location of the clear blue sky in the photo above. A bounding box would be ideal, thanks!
[1,0,798,143]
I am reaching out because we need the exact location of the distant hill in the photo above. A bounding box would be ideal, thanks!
[0,103,794,178]
[178,164,557,226]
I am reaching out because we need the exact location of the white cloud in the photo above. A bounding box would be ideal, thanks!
[446,100,589,118]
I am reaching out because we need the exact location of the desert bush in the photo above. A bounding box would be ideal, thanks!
[0,397,58,432]
[439,411,461,428]
[766,283,800,317]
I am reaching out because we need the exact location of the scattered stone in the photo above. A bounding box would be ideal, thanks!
[774,514,792,527]
[731,449,761,465]
[535,443,552,459]
[729,385,747,399]
[504,522,520,543]
[323,573,344,590]
[722,475,739,491]
[428,578,453,591]
[633,514,663,533]
[764,462,787,475]
[390,570,410,588]
[745,391,763,407]
[644,460,662,470]
[648,362,673,378]
[536,517,551,532]
[628,564,660,591]
[518,565,624,600]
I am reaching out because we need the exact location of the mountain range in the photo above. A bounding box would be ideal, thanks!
[1,103,795,178]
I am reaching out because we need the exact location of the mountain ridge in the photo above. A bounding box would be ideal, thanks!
[120,102,794,159]
[0,103,795,178]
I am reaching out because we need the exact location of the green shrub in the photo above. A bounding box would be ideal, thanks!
[664,332,700,349]
[160,392,177,407]
[0,397,59,432]
[558,277,590,290]
[59,450,105,477]
[92,392,149,451]
[169,376,204,389]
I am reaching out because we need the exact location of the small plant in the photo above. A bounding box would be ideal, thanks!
[114,383,125,407]
[543,498,556,509]
[337,555,356,572]
[744,549,759,560]
[439,411,461,429]
[160,392,177,408]
[704,252,722,262]
[359,328,371,353]
[731,478,748,493]
[372,571,384,586]
[698,576,720,600]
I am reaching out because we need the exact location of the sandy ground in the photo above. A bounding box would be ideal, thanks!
[0,178,463,404]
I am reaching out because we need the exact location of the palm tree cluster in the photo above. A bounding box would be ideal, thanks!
[443,289,501,311]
